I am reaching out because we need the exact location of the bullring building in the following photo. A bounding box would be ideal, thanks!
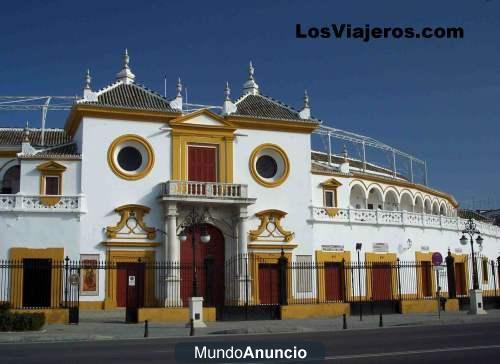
[0,51,499,322]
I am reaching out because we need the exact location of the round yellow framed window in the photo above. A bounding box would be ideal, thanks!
[107,134,155,180]
[249,143,290,188]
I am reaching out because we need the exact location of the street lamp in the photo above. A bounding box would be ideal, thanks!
[178,208,211,298]
[460,218,486,315]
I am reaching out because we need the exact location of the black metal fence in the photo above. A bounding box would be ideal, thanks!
[1,253,499,314]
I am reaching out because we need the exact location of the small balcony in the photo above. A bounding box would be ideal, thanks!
[0,194,86,213]
[160,180,255,205]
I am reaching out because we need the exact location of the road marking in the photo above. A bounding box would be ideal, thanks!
[324,344,500,360]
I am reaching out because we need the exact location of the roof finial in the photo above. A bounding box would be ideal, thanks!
[299,89,311,119]
[222,81,237,116]
[23,121,30,143]
[176,77,182,97]
[116,48,135,84]
[224,81,231,101]
[242,61,259,95]
[84,69,91,90]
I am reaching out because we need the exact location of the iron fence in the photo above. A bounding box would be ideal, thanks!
[1,253,499,313]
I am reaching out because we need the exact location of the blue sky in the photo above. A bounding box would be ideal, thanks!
[0,0,498,208]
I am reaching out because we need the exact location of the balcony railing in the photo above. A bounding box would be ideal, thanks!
[311,207,500,237]
[160,180,251,202]
[0,194,86,213]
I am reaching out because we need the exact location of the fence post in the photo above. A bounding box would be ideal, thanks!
[492,260,497,298]
[341,259,347,301]
[204,256,214,307]
[278,250,288,306]
[397,259,402,301]
[445,250,456,299]
[497,257,500,295]
[64,256,69,308]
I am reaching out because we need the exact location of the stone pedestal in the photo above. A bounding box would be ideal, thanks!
[468,289,487,315]
[187,297,206,327]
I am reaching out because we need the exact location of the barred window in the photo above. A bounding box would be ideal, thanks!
[482,258,489,283]
[296,255,313,293]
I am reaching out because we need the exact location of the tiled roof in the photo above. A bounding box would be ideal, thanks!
[234,93,317,122]
[80,82,179,113]
[0,128,71,147]
[457,209,493,223]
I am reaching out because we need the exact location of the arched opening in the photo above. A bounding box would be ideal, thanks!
[367,187,383,210]
[350,185,366,209]
[424,198,432,214]
[180,224,225,306]
[414,196,424,213]
[439,202,447,216]
[400,192,414,212]
[432,201,440,215]
[1,165,20,194]
[384,190,399,211]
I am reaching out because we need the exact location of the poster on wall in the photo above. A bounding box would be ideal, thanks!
[80,254,99,296]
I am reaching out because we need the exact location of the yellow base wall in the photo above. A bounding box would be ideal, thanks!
[281,304,350,319]
[79,301,105,310]
[138,307,216,323]
[400,300,437,314]
[445,298,459,312]
[12,309,68,324]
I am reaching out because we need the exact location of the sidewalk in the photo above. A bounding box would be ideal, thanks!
[1,309,500,344]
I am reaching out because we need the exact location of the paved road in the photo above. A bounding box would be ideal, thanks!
[1,321,499,363]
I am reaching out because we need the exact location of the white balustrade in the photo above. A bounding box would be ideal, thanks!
[161,180,248,200]
[0,194,84,213]
[311,206,500,238]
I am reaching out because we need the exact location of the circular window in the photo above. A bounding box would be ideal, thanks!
[117,147,143,171]
[256,155,278,179]
[107,135,155,180]
[249,144,290,188]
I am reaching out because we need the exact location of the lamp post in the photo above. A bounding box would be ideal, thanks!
[459,218,486,314]
[178,208,211,298]
[356,243,362,321]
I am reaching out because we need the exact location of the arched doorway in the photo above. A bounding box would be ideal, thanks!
[180,224,225,307]
[1,165,20,194]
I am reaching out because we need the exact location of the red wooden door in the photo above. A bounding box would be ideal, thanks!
[371,264,392,300]
[258,263,280,304]
[421,261,432,297]
[180,224,225,306]
[455,262,466,296]
[188,145,217,182]
[325,263,343,301]
[116,263,144,307]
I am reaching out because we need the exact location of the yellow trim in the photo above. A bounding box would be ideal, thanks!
[364,252,398,300]
[320,178,342,188]
[107,134,155,181]
[247,243,298,250]
[79,301,105,310]
[9,248,64,308]
[315,251,351,302]
[227,115,319,134]
[104,250,156,309]
[102,241,161,248]
[400,300,438,314]
[64,104,180,137]
[415,252,436,299]
[249,143,290,188]
[12,308,68,324]
[37,161,66,206]
[169,112,235,183]
[105,204,156,240]
[249,209,294,242]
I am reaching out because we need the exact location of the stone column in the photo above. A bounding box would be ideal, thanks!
[163,201,181,307]
[237,205,251,304]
